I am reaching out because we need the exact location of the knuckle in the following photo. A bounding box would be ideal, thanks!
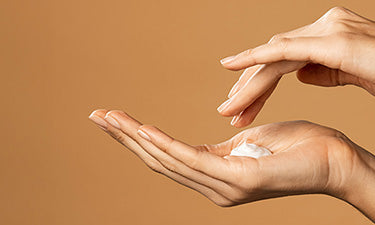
[269,33,283,43]
[326,6,348,19]
[187,150,204,169]
[276,37,290,59]
[164,138,177,154]
[116,134,126,143]
[242,49,251,56]
[161,160,178,173]
[329,19,352,33]
[110,130,126,143]
[146,161,163,173]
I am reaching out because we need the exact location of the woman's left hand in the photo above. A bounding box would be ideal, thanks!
[218,7,375,127]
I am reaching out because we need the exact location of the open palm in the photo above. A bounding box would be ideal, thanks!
[89,109,356,206]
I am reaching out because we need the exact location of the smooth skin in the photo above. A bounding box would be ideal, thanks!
[218,7,375,127]
[88,6,375,223]
[89,110,375,222]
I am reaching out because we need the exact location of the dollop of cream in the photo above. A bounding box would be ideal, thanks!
[229,142,272,158]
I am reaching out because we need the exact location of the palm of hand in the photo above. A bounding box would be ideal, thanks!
[90,110,353,206]
[208,120,348,203]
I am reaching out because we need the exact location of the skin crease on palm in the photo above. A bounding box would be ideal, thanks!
[89,7,375,223]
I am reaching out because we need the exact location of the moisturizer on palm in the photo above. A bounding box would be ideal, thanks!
[228,142,272,158]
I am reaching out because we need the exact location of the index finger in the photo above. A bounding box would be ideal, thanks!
[218,60,306,116]
[220,36,334,71]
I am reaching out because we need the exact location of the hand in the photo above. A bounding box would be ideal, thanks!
[218,7,375,127]
[88,109,375,221]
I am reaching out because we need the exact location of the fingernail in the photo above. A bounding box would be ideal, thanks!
[217,99,232,113]
[138,129,151,141]
[228,82,240,98]
[89,115,108,130]
[230,115,240,126]
[224,155,230,159]
[104,114,121,129]
[220,55,235,64]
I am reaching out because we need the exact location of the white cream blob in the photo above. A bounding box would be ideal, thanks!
[229,142,272,158]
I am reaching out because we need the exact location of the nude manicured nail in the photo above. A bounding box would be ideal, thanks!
[231,115,240,126]
[138,129,151,141]
[104,115,121,129]
[220,56,235,64]
[89,115,108,130]
[217,99,232,113]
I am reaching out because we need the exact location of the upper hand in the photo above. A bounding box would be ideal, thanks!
[218,7,375,127]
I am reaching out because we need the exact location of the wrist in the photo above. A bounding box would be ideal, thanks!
[330,140,375,221]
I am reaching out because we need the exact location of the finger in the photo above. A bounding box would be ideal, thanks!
[104,111,240,199]
[231,80,279,128]
[89,110,234,206]
[228,74,279,127]
[220,36,339,71]
[90,109,160,164]
[228,65,262,98]
[221,23,314,72]
[218,61,306,116]
[89,109,109,130]
[137,125,242,183]
[226,25,314,99]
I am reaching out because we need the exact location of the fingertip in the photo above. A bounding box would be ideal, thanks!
[220,55,235,65]
[104,109,127,118]
[220,56,248,71]
[105,110,141,125]
[217,105,240,117]
[219,110,238,117]
[230,113,252,128]
[221,64,244,71]
[89,109,108,118]
[217,99,238,116]
[88,109,109,130]
[103,111,121,130]
[217,110,231,117]
[232,121,247,128]
[138,124,155,134]
[137,128,152,141]
[138,125,166,141]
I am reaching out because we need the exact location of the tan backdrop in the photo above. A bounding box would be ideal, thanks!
[1,0,375,224]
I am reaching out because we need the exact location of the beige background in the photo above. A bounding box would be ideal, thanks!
[1,0,375,224]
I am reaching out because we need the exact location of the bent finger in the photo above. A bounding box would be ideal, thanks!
[220,36,337,71]
[231,80,279,128]
[218,61,306,116]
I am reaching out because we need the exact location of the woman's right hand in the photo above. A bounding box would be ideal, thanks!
[218,7,375,127]
[89,109,375,222]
